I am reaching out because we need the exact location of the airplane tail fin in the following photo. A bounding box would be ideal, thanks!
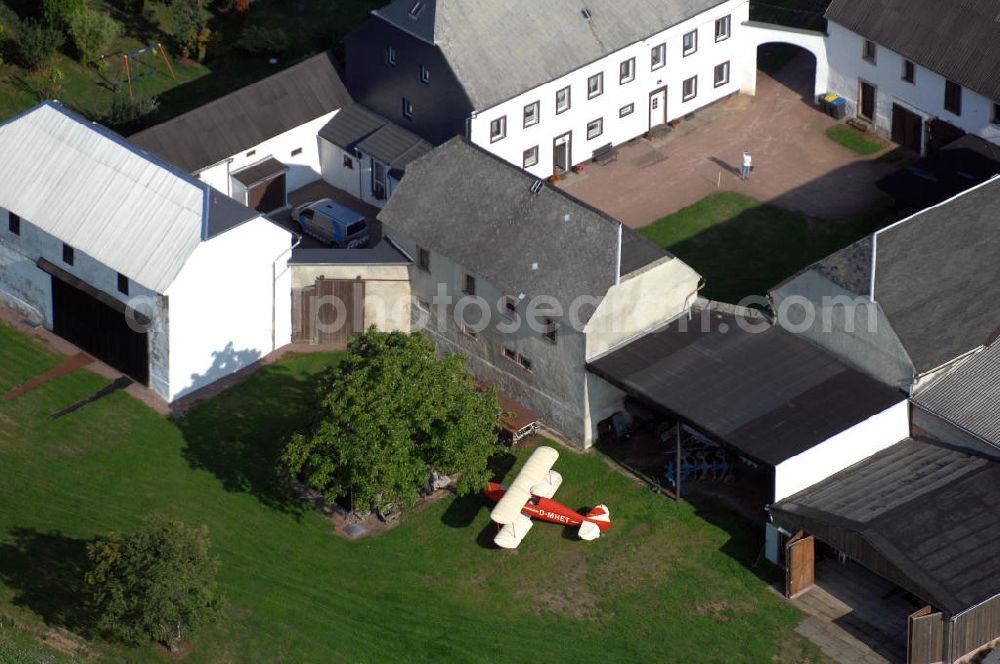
[578,504,611,541]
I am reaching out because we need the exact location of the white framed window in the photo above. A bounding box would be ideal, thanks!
[490,116,507,142]
[502,296,518,318]
[462,324,479,340]
[619,103,634,117]
[586,118,603,140]
[619,57,635,84]
[402,97,413,119]
[715,15,731,42]
[556,86,571,114]
[651,43,666,70]
[714,61,730,87]
[542,317,558,344]
[863,40,876,64]
[683,30,697,56]
[587,72,604,99]
[682,76,697,101]
[420,64,430,83]
[902,60,915,84]
[386,46,396,65]
[523,100,540,127]
[523,145,539,168]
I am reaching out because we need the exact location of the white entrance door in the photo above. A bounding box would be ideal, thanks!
[649,88,667,129]
[553,132,572,174]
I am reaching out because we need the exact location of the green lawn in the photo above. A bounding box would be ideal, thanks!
[0,0,381,128]
[825,126,886,156]
[0,322,827,663]
[640,192,887,304]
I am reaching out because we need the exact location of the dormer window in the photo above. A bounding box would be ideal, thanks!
[386,46,396,66]
[409,1,425,18]
[420,64,430,84]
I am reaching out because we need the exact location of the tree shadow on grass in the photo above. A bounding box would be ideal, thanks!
[0,528,92,632]
[176,362,328,518]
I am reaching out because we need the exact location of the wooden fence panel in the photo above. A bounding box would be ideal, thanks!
[907,606,943,664]
[785,532,815,598]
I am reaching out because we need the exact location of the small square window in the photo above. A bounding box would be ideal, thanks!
[62,243,74,266]
[343,154,354,169]
[945,80,962,116]
[291,147,303,157]
[587,72,604,99]
[586,118,603,140]
[420,64,430,84]
[523,146,539,168]
[490,116,507,143]
[992,102,1000,125]
[402,97,414,119]
[715,15,730,42]
[117,273,129,295]
[714,61,730,87]
[683,76,697,101]
[902,60,915,84]
[619,103,634,118]
[416,298,431,312]
[503,296,518,318]
[683,30,698,56]
[409,1,425,18]
[7,212,19,236]
[503,347,517,362]
[245,149,256,157]
[523,101,540,128]
[556,86,571,114]
[386,46,397,66]
[542,317,557,344]
[619,57,635,84]
[417,247,431,272]
[862,40,876,64]
[651,43,666,70]
[463,324,478,340]
[464,273,476,296]
[518,354,532,371]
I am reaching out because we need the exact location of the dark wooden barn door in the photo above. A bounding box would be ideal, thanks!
[785,532,815,598]
[51,276,149,384]
[292,278,364,346]
[859,81,876,121]
[247,173,286,213]
[891,104,923,151]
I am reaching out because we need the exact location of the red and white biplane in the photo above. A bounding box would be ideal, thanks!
[483,445,612,549]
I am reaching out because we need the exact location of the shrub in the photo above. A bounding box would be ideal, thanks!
[14,19,65,70]
[105,88,159,133]
[121,0,145,12]
[68,8,121,65]
[41,0,85,28]
[85,515,223,649]
[171,0,206,59]
[235,24,289,56]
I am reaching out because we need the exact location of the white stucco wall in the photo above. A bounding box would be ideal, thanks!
[739,22,829,100]
[826,22,1000,148]
[773,399,910,501]
[195,111,338,200]
[164,217,292,401]
[0,207,170,396]
[469,0,750,177]
[318,137,399,208]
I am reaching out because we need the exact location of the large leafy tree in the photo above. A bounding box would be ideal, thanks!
[282,329,502,512]
[84,515,223,649]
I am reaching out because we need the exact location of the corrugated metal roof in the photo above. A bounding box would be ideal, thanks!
[914,343,1000,446]
[772,437,1000,614]
[826,0,1000,103]
[587,309,905,466]
[0,102,259,293]
[374,0,728,110]
[129,51,351,172]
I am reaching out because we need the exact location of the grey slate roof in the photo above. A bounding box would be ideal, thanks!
[772,437,1000,614]
[130,51,350,173]
[378,137,671,317]
[231,157,288,188]
[319,103,433,170]
[914,343,1000,446]
[588,309,904,466]
[373,0,728,110]
[826,0,1000,103]
[775,176,1000,374]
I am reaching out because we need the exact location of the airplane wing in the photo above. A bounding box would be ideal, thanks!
[490,445,559,525]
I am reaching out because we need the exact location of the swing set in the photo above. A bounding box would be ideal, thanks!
[112,42,177,98]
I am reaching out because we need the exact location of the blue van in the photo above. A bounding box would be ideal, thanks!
[292,199,369,248]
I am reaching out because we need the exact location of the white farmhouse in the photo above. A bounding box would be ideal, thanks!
[346,0,750,177]
[130,51,351,212]
[0,102,294,402]
[824,0,1000,152]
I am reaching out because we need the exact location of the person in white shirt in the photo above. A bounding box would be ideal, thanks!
[741,150,753,181]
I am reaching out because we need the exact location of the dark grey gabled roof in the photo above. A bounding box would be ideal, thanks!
[130,51,350,173]
[588,309,904,466]
[772,437,1000,615]
[372,0,728,110]
[319,103,433,170]
[378,137,670,317]
[231,157,288,188]
[826,0,1000,103]
[914,342,1000,447]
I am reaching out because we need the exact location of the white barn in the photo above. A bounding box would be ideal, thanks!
[0,102,294,402]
